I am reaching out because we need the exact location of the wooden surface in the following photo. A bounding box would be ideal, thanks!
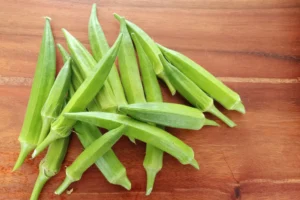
[1,0,300,199]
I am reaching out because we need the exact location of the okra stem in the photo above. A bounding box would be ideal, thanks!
[30,166,49,200]
[30,137,70,200]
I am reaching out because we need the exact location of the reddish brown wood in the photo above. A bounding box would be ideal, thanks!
[0,0,300,199]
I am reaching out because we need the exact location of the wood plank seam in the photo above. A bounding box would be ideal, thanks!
[1,76,299,86]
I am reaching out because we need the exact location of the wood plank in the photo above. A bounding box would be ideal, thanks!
[0,1,299,78]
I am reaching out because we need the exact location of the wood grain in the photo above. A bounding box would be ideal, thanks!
[0,0,300,199]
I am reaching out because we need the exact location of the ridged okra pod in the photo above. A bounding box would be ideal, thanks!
[119,103,219,130]
[68,83,131,190]
[131,33,163,195]
[55,125,126,195]
[118,17,146,104]
[114,13,176,95]
[38,58,72,144]
[14,18,56,171]
[159,54,236,127]
[62,29,117,112]
[158,44,245,114]
[57,44,102,112]
[89,4,127,106]
[64,112,199,169]
[32,33,123,157]
[73,121,131,190]
[30,137,70,200]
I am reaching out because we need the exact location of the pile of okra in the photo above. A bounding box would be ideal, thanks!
[13,3,245,199]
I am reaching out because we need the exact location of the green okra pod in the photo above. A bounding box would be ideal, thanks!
[114,13,176,95]
[131,33,162,103]
[57,44,102,112]
[32,33,123,158]
[14,18,56,171]
[158,44,245,114]
[131,32,163,195]
[64,112,199,169]
[69,83,131,190]
[89,3,127,106]
[118,17,146,104]
[119,103,219,130]
[55,125,127,195]
[30,137,70,200]
[159,54,236,127]
[38,58,72,144]
[59,31,134,143]
[62,29,117,112]
[73,121,131,190]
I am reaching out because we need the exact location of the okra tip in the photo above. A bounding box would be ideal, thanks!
[43,16,52,21]
[117,175,132,190]
[145,170,158,196]
[113,13,122,21]
[233,101,246,114]
[158,54,176,95]
[32,131,61,158]
[13,142,35,171]
[146,188,153,196]
[92,3,97,9]
[128,137,136,144]
[61,28,68,36]
[204,119,220,127]
[190,159,200,170]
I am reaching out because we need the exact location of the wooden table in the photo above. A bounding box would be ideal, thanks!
[1,0,300,199]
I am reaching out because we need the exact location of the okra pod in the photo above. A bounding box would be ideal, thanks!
[158,44,245,114]
[14,18,56,171]
[38,58,72,144]
[60,32,134,142]
[69,83,131,190]
[114,13,176,95]
[89,4,127,106]
[159,54,236,127]
[30,137,70,200]
[32,33,123,157]
[62,29,117,112]
[118,17,146,104]
[55,125,126,195]
[64,112,199,168]
[73,121,131,190]
[131,33,162,103]
[57,44,103,112]
[119,103,219,130]
[131,32,163,195]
